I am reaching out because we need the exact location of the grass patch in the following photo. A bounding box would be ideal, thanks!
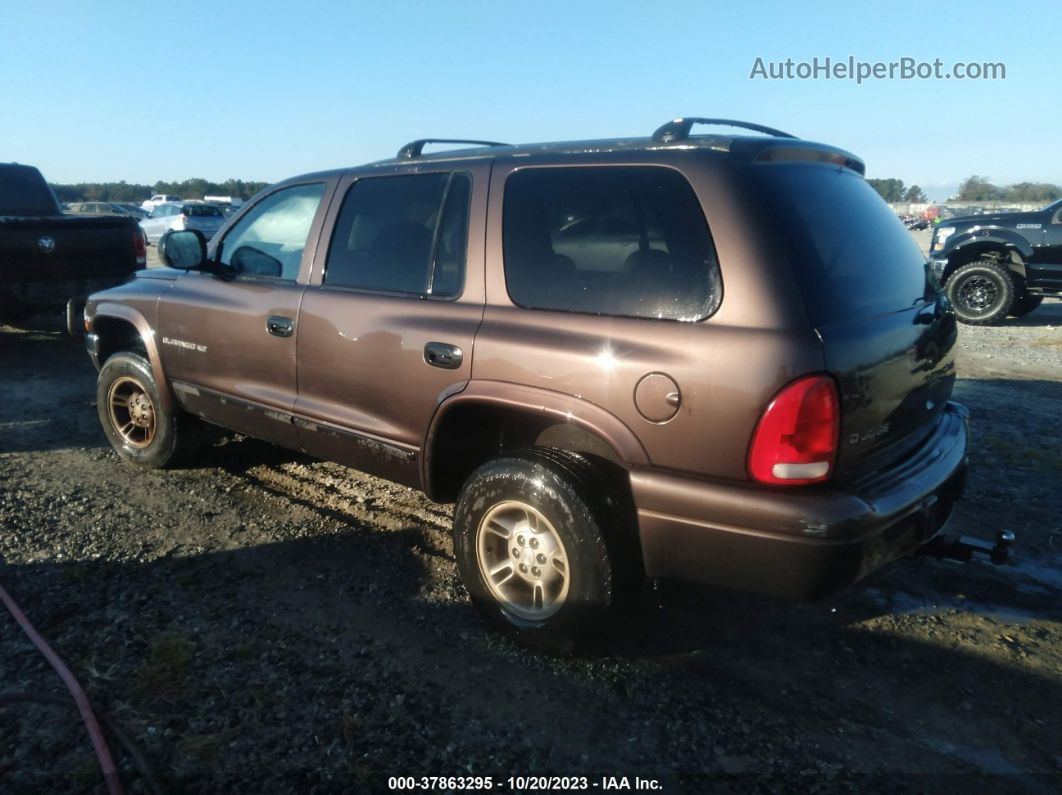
[139,632,195,694]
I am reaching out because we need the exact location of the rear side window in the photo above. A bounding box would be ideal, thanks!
[325,173,470,297]
[503,167,722,321]
[751,164,932,326]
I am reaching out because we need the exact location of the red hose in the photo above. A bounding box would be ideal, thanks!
[0,581,123,795]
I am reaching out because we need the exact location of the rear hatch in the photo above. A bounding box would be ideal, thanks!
[181,205,224,240]
[748,158,957,482]
[0,215,140,282]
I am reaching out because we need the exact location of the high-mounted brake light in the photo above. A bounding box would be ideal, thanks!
[748,374,839,486]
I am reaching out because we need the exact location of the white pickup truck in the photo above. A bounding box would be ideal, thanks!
[141,194,182,212]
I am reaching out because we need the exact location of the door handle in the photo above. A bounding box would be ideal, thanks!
[424,342,463,369]
[266,316,294,338]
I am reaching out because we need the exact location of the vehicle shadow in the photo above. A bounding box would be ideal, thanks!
[997,301,1062,327]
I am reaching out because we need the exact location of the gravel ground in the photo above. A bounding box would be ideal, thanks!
[1,244,1060,792]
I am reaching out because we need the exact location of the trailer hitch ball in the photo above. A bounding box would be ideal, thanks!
[992,530,1015,565]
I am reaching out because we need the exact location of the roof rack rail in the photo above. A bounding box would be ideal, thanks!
[652,118,796,143]
[397,139,509,159]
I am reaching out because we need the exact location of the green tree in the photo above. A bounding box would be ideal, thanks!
[903,185,927,203]
[867,178,907,202]
[1002,182,1061,202]
[957,175,1001,201]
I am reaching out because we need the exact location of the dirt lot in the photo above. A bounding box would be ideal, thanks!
[1,275,1060,792]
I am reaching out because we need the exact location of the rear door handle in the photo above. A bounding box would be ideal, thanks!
[424,342,463,369]
[266,316,294,338]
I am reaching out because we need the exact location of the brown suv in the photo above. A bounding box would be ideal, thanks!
[82,118,969,648]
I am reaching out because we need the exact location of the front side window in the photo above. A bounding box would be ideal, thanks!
[503,167,722,320]
[218,182,325,280]
[324,173,470,297]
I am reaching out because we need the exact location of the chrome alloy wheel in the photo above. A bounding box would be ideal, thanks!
[107,375,156,448]
[476,500,571,621]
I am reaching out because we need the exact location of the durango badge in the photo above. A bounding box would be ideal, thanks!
[161,336,207,353]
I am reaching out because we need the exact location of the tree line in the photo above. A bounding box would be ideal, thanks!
[868,175,1061,204]
[49,178,271,203]
[866,179,927,203]
[952,175,1061,203]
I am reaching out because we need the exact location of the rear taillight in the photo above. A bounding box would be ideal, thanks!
[748,374,839,486]
[133,227,147,267]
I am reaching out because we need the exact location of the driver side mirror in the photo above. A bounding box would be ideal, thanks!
[159,229,207,270]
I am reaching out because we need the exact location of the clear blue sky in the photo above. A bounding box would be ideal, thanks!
[3,0,1058,200]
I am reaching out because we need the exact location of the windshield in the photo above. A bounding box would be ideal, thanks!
[0,164,58,216]
[750,163,932,326]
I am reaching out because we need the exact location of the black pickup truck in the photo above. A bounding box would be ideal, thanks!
[0,162,145,323]
[929,199,1062,324]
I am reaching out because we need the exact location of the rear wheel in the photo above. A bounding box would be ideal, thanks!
[453,448,637,652]
[945,260,1015,325]
[1009,293,1043,318]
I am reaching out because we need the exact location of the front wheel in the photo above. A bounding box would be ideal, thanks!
[945,260,1015,325]
[96,352,202,468]
[453,448,635,652]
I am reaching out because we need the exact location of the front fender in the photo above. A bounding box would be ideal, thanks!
[90,301,175,411]
[944,227,1036,261]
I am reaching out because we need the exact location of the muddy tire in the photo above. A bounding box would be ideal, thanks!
[453,448,637,653]
[1009,293,1043,318]
[945,261,1015,325]
[96,352,201,468]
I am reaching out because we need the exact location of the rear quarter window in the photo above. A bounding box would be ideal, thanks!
[502,166,722,321]
[750,164,932,326]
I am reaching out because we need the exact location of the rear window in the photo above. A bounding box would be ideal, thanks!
[751,164,932,326]
[183,205,222,217]
[503,167,722,321]
[0,165,58,216]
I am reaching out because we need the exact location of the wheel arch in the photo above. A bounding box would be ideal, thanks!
[943,233,1031,283]
[92,302,175,411]
[422,381,649,504]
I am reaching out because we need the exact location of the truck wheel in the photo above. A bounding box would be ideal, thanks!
[453,448,635,652]
[945,260,1015,325]
[1009,294,1043,318]
[96,352,201,468]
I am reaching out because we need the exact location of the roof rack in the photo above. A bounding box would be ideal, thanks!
[651,118,796,143]
[397,138,509,159]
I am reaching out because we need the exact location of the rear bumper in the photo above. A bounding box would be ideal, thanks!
[631,402,970,599]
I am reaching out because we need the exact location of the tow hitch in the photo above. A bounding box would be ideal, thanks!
[921,530,1015,566]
